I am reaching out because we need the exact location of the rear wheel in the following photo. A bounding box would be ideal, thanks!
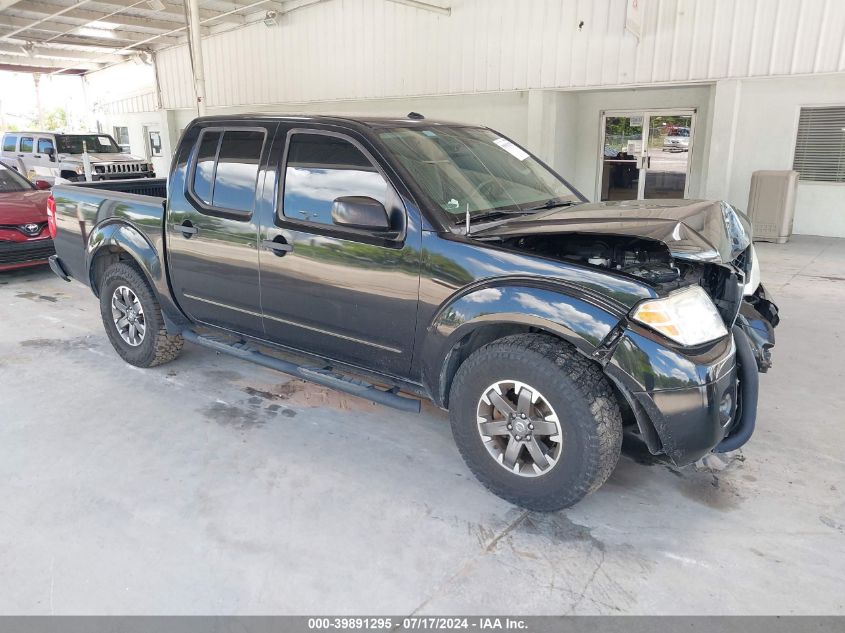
[99,262,183,367]
[448,334,623,511]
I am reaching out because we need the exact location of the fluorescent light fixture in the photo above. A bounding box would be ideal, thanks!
[147,0,166,10]
[86,20,119,30]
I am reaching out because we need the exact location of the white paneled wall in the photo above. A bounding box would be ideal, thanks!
[153,0,845,110]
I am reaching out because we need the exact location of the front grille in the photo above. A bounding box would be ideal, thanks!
[99,163,148,174]
[0,222,47,238]
[0,239,55,265]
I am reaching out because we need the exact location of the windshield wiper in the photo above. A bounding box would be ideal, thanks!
[458,208,530,225]
[527,198,579,211]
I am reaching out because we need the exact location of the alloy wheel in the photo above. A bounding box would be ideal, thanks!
[111,285,146,347]
[476,380,563,477]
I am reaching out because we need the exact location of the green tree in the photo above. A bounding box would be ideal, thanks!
[42,107,68,131]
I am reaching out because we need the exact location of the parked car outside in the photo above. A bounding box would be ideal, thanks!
[47,114,777,510]
[663,126,690,152]
[0,162,54,272]
[1,131,155,184]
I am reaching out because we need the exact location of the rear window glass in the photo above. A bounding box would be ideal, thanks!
[191,129,265,214]
[212,130,265,212]
[19,137,33,153]
[192,131,220,206]
[3,135,17,152]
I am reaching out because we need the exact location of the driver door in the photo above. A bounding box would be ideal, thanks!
[257,126,422,377]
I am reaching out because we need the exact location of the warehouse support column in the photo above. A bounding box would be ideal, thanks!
[184,0,207,117]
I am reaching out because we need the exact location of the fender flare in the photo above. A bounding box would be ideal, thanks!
[419,282,623,405]
[85,220,188,333]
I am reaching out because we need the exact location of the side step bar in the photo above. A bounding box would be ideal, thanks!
[182,330,421,413]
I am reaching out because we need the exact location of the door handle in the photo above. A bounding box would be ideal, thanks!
[261,237,293,256]
[172,221,198,238]
[34,154,41,159]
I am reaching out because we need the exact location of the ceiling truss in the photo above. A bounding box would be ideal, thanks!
[0,0,451,74]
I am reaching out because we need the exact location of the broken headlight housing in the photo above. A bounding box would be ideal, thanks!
[631,285,728,346]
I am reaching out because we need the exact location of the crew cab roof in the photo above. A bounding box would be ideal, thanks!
[190,114,475,130]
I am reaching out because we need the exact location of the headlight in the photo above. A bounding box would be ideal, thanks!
[743,245,761,296]
[74,164,85,174]
[631,285,728,346]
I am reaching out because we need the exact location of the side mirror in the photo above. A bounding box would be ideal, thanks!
[34,180,51,190]
[331,196,390,231]
[45,148,56,162]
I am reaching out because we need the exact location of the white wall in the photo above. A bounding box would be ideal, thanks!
[155,0,845,110]
[710,74,845,237]
[171,90,532,145]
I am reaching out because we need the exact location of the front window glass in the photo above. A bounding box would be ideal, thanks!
[0,163,32,192]
[55,134,122,154]
[283,133,388,226]
[378,126,578,221]
[37,138,54,154]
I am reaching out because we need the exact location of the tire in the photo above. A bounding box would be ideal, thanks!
[448,334,622,511]
[99,262,183,368]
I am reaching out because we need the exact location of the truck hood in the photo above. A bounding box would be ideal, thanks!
[472,199,752,264]
[59,152,145,163]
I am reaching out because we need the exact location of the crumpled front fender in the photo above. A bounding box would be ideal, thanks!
[420,283,623,405]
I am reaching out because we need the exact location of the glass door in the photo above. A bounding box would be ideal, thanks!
[600,115,644,201]
[642,114,693,199]
[600,110,695,201]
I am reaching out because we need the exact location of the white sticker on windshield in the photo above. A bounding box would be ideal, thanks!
[493,137,529,161]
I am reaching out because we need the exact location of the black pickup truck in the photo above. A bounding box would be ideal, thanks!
[47,114,778,510]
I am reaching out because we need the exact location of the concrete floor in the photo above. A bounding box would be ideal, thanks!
[1,235,843,615]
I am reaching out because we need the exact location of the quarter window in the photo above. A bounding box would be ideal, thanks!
[282,133,388,226]
[2,135,16,152]
[19,137,33,153]
[191,129,265,214]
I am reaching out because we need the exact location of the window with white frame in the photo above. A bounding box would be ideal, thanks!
[113,126,130,153]
[792,106,845,183]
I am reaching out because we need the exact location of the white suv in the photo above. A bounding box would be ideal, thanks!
[1,131,155,184]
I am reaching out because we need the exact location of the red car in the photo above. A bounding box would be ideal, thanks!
[0,162,54,272]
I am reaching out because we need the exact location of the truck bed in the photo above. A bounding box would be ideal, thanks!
[51,178,167,288]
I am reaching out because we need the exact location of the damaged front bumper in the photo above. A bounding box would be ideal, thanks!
[603,284,778,465]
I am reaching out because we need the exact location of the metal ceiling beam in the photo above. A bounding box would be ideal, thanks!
[0,42,123,62]
[0,58,91,72]
[8,1,183,32]
[0,0,95,41]
[0,16,179,45]
[91,0,244,24]
[0,52,101,69]
[385,0,450,16]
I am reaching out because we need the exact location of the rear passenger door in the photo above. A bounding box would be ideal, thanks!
[166,122,276,338]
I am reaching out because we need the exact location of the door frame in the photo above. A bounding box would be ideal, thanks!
[597,108,697,201]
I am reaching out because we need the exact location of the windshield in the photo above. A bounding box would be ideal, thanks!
[55,134,122,154]
[378,126,580,221]
[0,163,33,193]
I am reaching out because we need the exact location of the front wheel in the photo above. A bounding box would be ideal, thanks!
[448,334,622,511]
[99,262,183,367]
